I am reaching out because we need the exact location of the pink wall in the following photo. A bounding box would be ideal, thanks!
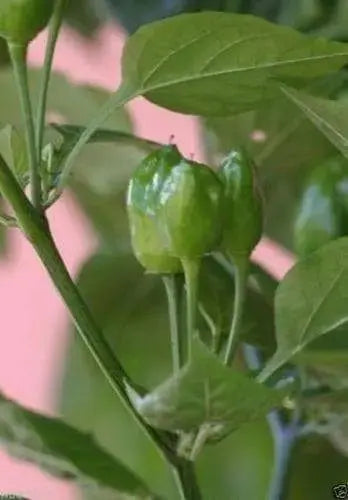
[0,24,294,498]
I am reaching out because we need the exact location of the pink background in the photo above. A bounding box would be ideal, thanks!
[0,24,294,499]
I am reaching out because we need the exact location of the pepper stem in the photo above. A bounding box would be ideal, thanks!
[8,42,40,211]
[182,258,200,363]
[162,274,183,373]
[224,255,249,366]
[36,0,68,159]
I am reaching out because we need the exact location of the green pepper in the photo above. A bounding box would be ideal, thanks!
[294,156,346,257]
[127,144,183,273]
[218,149,263,260]
[0,0,54,44]
[158,158,223,259]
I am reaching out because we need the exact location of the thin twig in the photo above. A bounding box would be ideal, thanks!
[36,0,68,157]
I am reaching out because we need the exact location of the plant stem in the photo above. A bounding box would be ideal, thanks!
[224,256,249,365]
[36,0,67,158]
[163,274,183,373]
[8,43,40,210]
[172,459,202,500]
[189,423,211,461]
[268,412,297,500]
[182,259,200,363]
[243,345,298,500]
[0,153,171,462]
[198,303,219,353]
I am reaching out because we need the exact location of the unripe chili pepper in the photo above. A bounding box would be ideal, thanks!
[218,149,263,260]
[0,0,54,44]
[127,145,182,273]
[159,159,223,259]
[294,157,346,257]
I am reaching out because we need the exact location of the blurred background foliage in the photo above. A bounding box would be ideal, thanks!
[1,1,348,498]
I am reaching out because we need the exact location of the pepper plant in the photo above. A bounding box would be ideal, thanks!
[2,1,348,499]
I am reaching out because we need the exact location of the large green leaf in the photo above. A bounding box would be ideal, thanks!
[259,237,348,382]
[0,392,155,499]
[132,339,284,432]
[281,85,348,157]
[120,12,348,116]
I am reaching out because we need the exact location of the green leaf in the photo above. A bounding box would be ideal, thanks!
[132,339,284,432]
[0,125,28,187]
[0,392,155,499]
[281,85,348,158]
[259,238,348,382]
[121,11,348,116]
[51,123,159,149]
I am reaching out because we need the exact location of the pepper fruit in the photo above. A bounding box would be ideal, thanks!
[159,158,223,259]
[294,156,346,257]
[0,0,54,44]
[127,144,183,274]
[218,149,263,260]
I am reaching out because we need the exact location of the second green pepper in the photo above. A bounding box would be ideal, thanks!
[158,158,223,259]
[218,149,263,260]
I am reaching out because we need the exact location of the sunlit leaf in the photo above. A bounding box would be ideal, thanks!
[133,339,284,432]
[259,238,348,382]
[121,12,348,116]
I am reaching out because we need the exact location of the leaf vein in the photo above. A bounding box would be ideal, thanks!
[142,30,213,88]
[142,52,348,94]
[199,33,273,74]
[281,87,348,148]
[299,268,345,345]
